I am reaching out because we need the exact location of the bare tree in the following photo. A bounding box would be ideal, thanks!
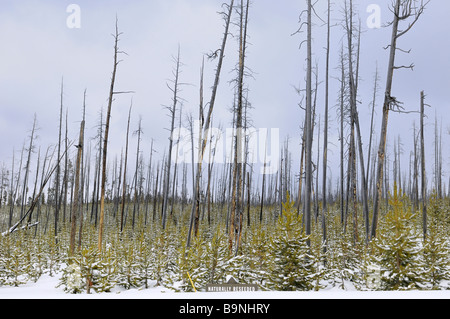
[344,0,370,243]
[366,64,380,192]
[55,79,64,243]
[162,46,183,230]
[70,98,86,257]
[420,91,429,239]
[339,45,346,227]
[230,0,250,255]
[120,103,132,232]
[434,114,443,198]
[187,0,235,249]
[5,144,71,236]
[321,0,331,252]
[132,116,143,229]
[304,0,313,245]
[412,122,420,212]
[20,115,38,221]
[170,106,183,224]
[371,0,428,239]
[98,18,133,252]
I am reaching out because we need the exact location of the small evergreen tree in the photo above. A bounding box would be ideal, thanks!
[60,246,118,294]
[134,232,154,289]
[267,193,315,291]
[326,225,364,290]
[372,184,426,290]
[422,191,450,289]
[116,243,136,290]
[178,234,208,292]
[204,226,229,285]
[241,225,272,290]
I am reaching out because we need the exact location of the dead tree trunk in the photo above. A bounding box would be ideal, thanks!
[412,122,420,212]
[230,0,250,255]
[21,115,38,221]
[187,0,234,249]
[70,118,85,257]
[339,45,346,227]
[321,0,331,251]
[120,103,132,232]
[420,91,427,239]
[162,46,182,230]
[78,91,87,249]
[371,0,427,240]
[367,64,379,192]
[304,0,313,245]
[132,116,143,229]
[99,18,132,251]
[344,2,369,243]
[55,80,64,243]
[260,130,268,222]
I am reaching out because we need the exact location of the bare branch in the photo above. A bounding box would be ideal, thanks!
[113,91,135,95]
[393,63,415,70]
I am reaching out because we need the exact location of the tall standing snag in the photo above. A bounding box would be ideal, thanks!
[55,79,64,243]
[162,46,183,230]
[98,18,133,252]
[344,0,370,243]
[70,115,85,256]
[370,0,428,240]
[187,0,235,249]
[120,103,132,232]
[230,0,250,255]
[321,0,331,252]
[304,0,313,244]
[420,91,428,240]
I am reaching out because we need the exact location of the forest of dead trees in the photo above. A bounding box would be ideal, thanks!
[2,0,450,292]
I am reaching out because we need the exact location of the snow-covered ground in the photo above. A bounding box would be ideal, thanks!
[1,274,450,299]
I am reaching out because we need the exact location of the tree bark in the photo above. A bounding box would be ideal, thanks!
[420,91,427,239]
[321,0,331,251]
[304,0,313,245]
[55,79,64,243]
[371,0,416,239]
[371,0,428,239]
[70,119,84,257]
[162,46,182,230]
[187,0,234,249]
[98,18,122,252]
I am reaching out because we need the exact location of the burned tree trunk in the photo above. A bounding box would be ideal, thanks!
[162,46,182,230]
[70,118,85,257]
[120,103,132,232]
[304,0,313,245]
[99,18,133,251]
[420,91,427,240]
[371,0,427,239]
[187,0,235,249]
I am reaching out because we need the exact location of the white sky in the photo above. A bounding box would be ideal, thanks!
[0,0,449,191]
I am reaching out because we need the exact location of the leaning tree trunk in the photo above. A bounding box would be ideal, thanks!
[345,2,370,242]
[371,0,427,239]
[187,0,234,249]
[120,103,132,232]
[98,18,128,252]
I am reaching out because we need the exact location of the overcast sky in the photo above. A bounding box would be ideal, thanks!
[0,0,449,190]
